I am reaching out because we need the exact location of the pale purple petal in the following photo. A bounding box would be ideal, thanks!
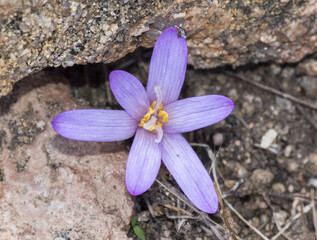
[126,128,161,195]
[163,95,234,133]
[161,133,218,213]
[110,70,150,120]
[52,109,137,142]
[147,27,188,105]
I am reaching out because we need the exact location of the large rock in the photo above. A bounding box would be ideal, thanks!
[0,71,134,239]
[1,0,317,97]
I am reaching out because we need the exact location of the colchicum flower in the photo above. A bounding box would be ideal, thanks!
[52,27,234,213]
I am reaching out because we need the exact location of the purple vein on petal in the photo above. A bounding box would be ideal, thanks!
[110,70,150,121]
[163,95,234,133]
[52,109,137,142]
[147,27,188,105]
[125,128,161,195]
[161,133,218,214]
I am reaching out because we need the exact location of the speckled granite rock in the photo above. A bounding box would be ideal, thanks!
[1,0,317,97]
[0,71,134,240]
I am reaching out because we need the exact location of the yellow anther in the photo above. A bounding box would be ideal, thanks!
[138,120,144,127]
[138,107,155,126]
[158,110,168,123]
[150,101,157,109]
[150,101,163,111]
[139,100,168,138]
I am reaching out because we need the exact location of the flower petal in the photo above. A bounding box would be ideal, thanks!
[52,109,137,142]
[110,70,150,120]
[161,133,218,213]
[163,95,234,133]
[147,27,188,105]
[126,128,161,195]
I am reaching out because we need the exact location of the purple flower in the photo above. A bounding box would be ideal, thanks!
[52,27,234,213]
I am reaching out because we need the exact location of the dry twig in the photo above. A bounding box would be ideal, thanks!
[144,198,155,219]
[271,203,312,240]
[263,194,292,240]
[155,179,226,240]
[299,200,312,240]
[311,189,317,239]
[225,72,317,111]
[192,143,269,240]
[164,209,200,220]
[164,204,192,216]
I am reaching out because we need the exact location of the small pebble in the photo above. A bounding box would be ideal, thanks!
[260,129,278,149]
[297,76,317,99]
[236,164,248,178]
[224,180,236,189]
[163,229,171,238]
[308,153,317,162]
[284,145,293,158]
[228,88,239,101]
[276,97,293,110]
[137,211,150,222]
[250,169,274,186]
[308,178,317,188]
[251,217,260,227]
[281,67,295,79]
[288,184,294,193]
[286,161,299,172]
[296,59,317,76]
[272,183,286,193]
[36,120,46,130]
[275,210,288,227]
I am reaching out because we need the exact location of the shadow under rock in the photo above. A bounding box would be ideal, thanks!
[50,134,129,157]
[0,69,68,116]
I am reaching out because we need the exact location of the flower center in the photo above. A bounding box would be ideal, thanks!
[138,86,168,143]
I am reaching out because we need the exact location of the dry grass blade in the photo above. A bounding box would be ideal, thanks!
[155,179,226,240]
[271,203,312,240]
[164,204,192,216]
[225,71,317,111]
[144,198,155,219]
[299,200,312,240]
[164,209,200,220]
[223,199,270,240]
[191,143,269,240]
[311,189,317,239]
[214,183,239,240]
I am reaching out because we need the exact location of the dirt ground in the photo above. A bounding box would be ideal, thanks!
[11,48,317,239]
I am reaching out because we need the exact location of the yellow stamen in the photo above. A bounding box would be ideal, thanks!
[144,107,155,121]
[158,110,168,123]
[151,101,163,111]
[150,101,156,109]
[138,107,155,127]
[138,120,144,127]
[138,94,168,144]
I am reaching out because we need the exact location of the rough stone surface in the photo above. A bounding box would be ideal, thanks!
[0,71,134,240]
[1,0,317,97]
